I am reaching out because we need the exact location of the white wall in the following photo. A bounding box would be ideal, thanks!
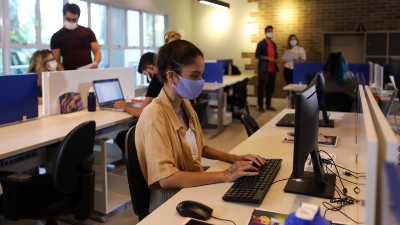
[192,0,258,73]
[100,0,257,73]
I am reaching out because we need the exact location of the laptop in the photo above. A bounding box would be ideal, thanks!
[92,78,126,112]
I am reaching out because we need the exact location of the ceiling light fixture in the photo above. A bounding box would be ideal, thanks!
[198,0,230,10]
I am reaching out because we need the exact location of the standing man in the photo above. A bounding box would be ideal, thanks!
[51,3,101,70]
[255,25,278,112]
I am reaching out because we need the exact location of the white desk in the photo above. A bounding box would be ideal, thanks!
[0,109,135,220]
[138,109,364,225]
[203,74,255,138]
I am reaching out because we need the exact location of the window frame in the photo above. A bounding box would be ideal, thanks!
[0,0,168,80]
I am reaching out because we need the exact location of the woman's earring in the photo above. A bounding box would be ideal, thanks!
[171,95,176,102]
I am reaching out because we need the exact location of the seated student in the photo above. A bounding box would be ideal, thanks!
[318,52,357,99]
[135,39,266,210]
[113,52,163,117]
[27,49,57,105]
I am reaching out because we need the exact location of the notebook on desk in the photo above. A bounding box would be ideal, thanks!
[92,78,126,112]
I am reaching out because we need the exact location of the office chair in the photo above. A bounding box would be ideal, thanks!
[325,92,353,112]
[0,120,96,225]
[192,99,209,125]
[241,113,260,137]
[227,78,250,120]
[124,125,151,221]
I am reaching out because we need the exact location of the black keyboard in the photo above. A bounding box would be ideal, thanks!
[222,159,282,204]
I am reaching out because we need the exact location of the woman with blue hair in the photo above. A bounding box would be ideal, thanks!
[321,52,357,99]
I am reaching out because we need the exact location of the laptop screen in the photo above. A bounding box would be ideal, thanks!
[92,78,124,106]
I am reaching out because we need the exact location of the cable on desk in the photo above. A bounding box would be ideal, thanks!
[211,215,236,225]
[320,150,347,195]
[322,202,364,224]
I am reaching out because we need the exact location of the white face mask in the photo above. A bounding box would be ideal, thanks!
[266,32,273,39]
[290,40,298,47]
[64,21,78,30]
[48,60,57,71]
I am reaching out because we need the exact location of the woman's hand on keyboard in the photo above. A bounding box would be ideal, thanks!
[223,161,259,182]
[235,154,266,167]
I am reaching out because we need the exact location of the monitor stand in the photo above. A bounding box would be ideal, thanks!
[319,119,334,128]
[284,172,336,199]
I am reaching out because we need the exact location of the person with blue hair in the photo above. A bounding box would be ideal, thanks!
[320,52,357,99]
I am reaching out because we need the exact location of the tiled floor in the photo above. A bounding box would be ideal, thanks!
[0,98,286,225]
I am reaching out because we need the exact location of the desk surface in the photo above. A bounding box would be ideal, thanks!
[0,109,133,160]
[138,109,363,225]
[204,74,255,91]
[283,83,307,92]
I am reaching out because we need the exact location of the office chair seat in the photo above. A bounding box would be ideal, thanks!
[241,113,260,137]
[125,125,151,221]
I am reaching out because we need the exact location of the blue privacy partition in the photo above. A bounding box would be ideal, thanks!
[293,63,370,84]
[0,74,38,125]
[203,62,223,83]
[293,63,323,84]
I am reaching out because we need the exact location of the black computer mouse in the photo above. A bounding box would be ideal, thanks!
[176,200,213,220]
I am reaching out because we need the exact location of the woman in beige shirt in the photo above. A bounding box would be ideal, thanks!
[135,39,266,210]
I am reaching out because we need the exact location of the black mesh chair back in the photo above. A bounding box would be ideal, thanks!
[228,78,250,120]
[52,120,96,193]
[241,114,260,137]
[325,92,353,112]
[125,125,151,221]
[192,100,208,125]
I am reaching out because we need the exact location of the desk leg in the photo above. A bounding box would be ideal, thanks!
[208,88,225,139]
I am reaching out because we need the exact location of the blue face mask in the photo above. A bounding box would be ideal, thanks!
[173,72,205,100]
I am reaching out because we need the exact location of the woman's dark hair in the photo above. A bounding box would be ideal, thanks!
[287,34,298,49]
[63,3,81,17]
[323,52,348,85]
[156,40,204,83]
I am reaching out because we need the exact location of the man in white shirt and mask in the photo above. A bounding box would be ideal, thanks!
[50,3,101,71]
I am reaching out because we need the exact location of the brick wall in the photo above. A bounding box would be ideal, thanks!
[244,0,400,98]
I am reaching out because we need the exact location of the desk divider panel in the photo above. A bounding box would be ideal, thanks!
[293,63,369,84]
[203,62,223,83]
[0,74,38,125]
[42,67,136,116]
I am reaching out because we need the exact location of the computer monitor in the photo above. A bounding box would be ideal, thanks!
[283,84,336,199]
[308,73,334,127]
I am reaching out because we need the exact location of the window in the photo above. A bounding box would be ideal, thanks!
[41,0,63,44]
[0,0,167,79]
[9,0,36,44]
[127,10,140,47]
[91,3,107,46]
[111,7,126,47]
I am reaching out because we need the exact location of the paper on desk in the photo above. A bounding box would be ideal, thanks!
[77,62,96,70]
[319,112,344,120]
[282,50,301,62]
